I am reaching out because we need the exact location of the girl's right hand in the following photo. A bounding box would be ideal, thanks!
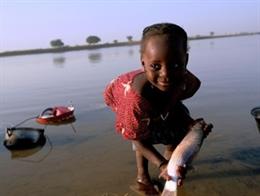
[194,118,213,138]
[175,165,187,186]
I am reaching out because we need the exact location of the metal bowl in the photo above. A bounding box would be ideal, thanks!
[251,106,260,133]
[251,106,260,119]
[3,127,45,150]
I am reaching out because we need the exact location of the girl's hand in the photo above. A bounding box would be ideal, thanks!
[158,165,187,186]
[175,165,187,186]
[193,118,213,138]
[158,163,171,181]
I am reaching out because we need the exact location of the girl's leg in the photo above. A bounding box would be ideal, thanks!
[131,150,160,195]
[135,150,153,185]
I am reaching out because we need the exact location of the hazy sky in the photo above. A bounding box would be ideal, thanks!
[0,0,259,52]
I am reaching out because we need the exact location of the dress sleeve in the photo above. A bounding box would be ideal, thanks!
[103,78,118,112]
[121,94,151,140]
[103,72,151,141]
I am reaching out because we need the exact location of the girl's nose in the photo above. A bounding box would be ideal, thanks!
[159,66,169,78]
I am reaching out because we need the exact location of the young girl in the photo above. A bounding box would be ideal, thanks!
[104,23,212,195]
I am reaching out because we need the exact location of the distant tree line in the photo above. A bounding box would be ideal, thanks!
[50,35,134,48]
[50,39,64,48]
[86,35,101,45]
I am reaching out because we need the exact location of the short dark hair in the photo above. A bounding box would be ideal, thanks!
[141,23,188,53]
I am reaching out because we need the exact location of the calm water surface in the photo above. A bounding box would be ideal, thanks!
[0,35,259,196]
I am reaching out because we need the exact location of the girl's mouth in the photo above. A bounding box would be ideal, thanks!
[158,81,173,89]
[158,79,172,86]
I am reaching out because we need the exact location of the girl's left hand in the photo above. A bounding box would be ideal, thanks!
[159,165,187,186]
[158,163,171,181]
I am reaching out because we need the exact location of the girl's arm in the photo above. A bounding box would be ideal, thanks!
[179,70,201,100]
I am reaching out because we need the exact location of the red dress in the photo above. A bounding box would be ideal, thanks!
[104,69,152,140]
[104,69,192,142]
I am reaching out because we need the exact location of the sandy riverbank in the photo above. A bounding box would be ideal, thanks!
[1,108,259,196]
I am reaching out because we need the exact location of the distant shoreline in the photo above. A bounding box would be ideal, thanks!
[0,32,259,58]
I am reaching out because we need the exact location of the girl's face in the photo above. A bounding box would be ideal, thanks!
[141,35,188,92]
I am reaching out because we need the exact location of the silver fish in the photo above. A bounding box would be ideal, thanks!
[161,120,205,196]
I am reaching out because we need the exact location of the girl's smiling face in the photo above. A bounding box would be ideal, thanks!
[141,35,188,92]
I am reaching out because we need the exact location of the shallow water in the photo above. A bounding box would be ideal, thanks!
[0,35,259,196]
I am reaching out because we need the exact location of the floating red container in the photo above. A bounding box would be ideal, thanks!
[36,106,75,125]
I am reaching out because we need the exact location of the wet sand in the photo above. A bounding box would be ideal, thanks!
[0,108,259,196]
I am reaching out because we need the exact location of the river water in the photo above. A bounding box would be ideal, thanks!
[0,35,259,196]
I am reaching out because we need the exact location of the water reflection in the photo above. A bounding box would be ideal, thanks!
[196,147,260,169]
[88,52,102,63]
[52,56,66,67]
[7,136,47,160]
[210,41,215,49]
[42,117,77,133]
[128,49,134,56]
[232,146,260,167]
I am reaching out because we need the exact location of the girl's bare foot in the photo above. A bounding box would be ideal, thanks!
[130,177,160,196]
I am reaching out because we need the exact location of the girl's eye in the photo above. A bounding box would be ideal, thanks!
[150,63,161,70]
[173,64,179,68]
[172,63,184,69]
